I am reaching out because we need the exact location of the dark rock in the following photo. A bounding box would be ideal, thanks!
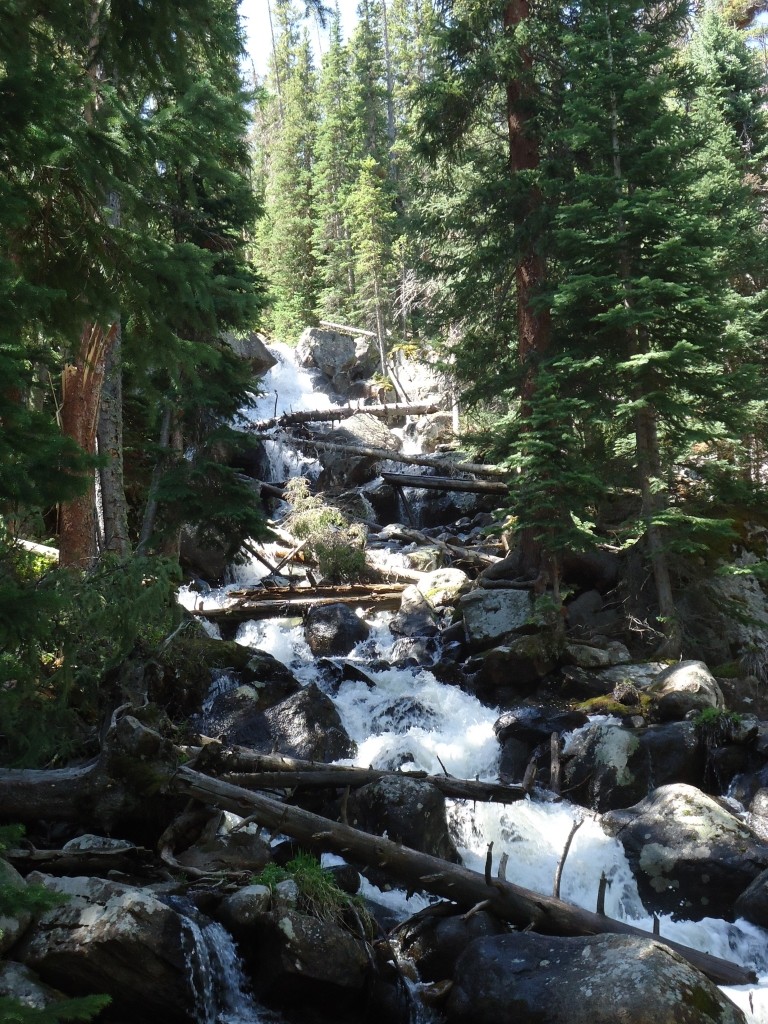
[602,783,768,920]
[734,867,768,927]
[304,603,370,657]
[390,636,440,666]
[179,526,228,583]
[494,706,588,746]
[403,910,507,983]
[221,331,277,375]
[317,413,402,488]
[565,589,604,630]
[370,696,438,735]
[459,590,533,650]
[262,683,357,762]
[446,931,745,1024]
[498,737,534,783]
[175,810,271,874]
[562,721,704,813]
[347,776,458,862]
[0,961,69,1012]
[470,634,560,693]
[560,549,621,593]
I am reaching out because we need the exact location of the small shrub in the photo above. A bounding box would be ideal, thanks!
[283,478,368,582]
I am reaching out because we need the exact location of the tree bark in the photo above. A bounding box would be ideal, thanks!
[191,582,406,623]
[97,318,130,557]
[381,471,508,495]
[251,401,441,432]
[59,322,117,567]
[503,0,552,576]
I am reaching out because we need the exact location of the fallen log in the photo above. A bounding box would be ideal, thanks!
[167,764,755,987]
[251,402,441,432]
[191,583,406,623]
[381,472,509,496]
[194,747,529,806]
[377,524,502,569]
[250,431,507,478]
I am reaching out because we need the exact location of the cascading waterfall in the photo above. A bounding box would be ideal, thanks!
[188,343,768,1024]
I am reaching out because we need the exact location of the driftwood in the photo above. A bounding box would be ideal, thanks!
[191,583,406,623]
[251,402,441,432]
[166,764,755,987]
[194,747,529,806]
[376,525,502,569]
[381,471,509,496]
[251,431,507,478]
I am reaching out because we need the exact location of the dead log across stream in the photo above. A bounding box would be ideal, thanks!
[251,402,441,432]
[191,582,405,623]
[381,471,509,496]
[195,747,529,805]
[168,764,755,987]
[249,431,507,478]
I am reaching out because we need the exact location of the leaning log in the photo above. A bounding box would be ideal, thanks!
[167,765,755,987]
[249,431,508,478]
[251,402,441,432]
[191,583,406,623]
[381,472,509,496]
[194,747,529,806]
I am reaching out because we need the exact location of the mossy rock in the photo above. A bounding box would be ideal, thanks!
[574,693,654,720]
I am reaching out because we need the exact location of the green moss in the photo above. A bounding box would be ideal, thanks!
[574,693,653,718]
[711,660,742,679]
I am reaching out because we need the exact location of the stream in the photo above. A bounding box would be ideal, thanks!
[181,343,768,1024]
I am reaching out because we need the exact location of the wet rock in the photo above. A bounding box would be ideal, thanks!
[347,776,459,862]
[403,910,507,982]
[602,783,768,920]
[175,810,271,874]
[405,545,444,572]
[0,860,32,955]
[446,931,745,1024]
[221,331,277,375]
[390,585,439,638]
[649,661,724,721]
[494,706,588,746]
[459,589,533,650]
[304,603,370,657]
[472,634,561,693]
[734,867,768,927]
[390,636,441,666]
[317,413,402,488]
[562,721,704,812]
[179,525,228,583]
[406,411,455,454]
[263,683,357,762]
[296,327,357,387]
[217,884,272,932]
[16,874,193,1022]
[370,696,438,734]
[559,661,669,700]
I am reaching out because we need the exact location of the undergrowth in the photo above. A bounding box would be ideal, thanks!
[283,478,367,582]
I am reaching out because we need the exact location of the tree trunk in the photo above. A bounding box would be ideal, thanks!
[97,319,130,557]
[503,0,552,576]
[59,322,117,568]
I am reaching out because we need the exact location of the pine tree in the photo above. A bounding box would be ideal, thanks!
[257,1,319,340]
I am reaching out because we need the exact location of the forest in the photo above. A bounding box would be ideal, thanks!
[3,0,768,1020]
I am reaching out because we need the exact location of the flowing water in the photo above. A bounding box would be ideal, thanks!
[184,343,768,1023]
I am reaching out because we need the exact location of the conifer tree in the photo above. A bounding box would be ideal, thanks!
[257,1,319,340]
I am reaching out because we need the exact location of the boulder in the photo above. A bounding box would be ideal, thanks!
[304,603,370,657]
[649,661,724,721]
[179,525,228,583]
[217,884,272,933]
[405,412,455,454]
[494,706,589,746]
[446,931,745,1024]
[262,683,357,762]
[559,661,672,700]
[0,859,33,955]
[207,682,356,762]
[564,639,631,669]
[602,783,768,920]
[16,875,194,1022]
[734,867,768,927]
[390,585,439,638]
[403,910,506,982]
[0,961,67,1012]
[346,776,458,862]
[471,634,561,694]
[317,412,402,487]
[417,568,470,610]
[562,721,704,812]
[221,331,277,375]
[175,810,271,874]
[459,589,533,650]
[296,327,357,386]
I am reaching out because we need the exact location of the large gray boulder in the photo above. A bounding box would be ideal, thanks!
[390,585,439,638]
[446,931,745,1024]
[603,783,768,920]
[221,331,277,375]
[562,721,705,812]
[317,412,402,488]
[459,589,533,650]
[16,875,194,1022]
[296,327,376,392]
[0,961,68,1012]
[416,567,470,610]
[649,661,724,721]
